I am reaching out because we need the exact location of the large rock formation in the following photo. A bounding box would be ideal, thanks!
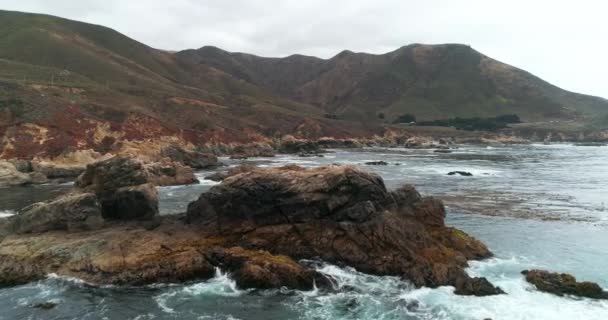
[522,269,608,299]
[187,165,502,295]
[0,164,501,296]
[75,156,160,220]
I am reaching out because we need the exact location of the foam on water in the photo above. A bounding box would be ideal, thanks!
[0,210,15,218]
[402,257,608,320]
[154,268,247,314]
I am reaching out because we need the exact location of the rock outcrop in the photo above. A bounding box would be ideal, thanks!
[144,160,199,186]
[0,193,103,239]
[522,269,608,299]
[187,165,502,295]
[161,145,219,169]
[76,155,198,189]
[0,161,32,186]
[0,164,500,295]
[230,142,276,158]
[75,156,160,220]
[278,136,324,154]
[0,161,49,186]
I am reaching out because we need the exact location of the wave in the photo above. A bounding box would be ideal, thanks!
[0,210,16,218]
[154,268,248,314]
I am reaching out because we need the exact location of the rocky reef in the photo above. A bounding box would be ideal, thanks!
[522,269,608,299]
[0,163,502,296]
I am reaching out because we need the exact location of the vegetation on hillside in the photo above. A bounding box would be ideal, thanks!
[416,114,521,131]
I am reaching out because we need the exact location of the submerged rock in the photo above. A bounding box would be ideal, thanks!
[187,165,502,295]
[522,269,608,299]
[365,161,389,165]
[31,302,58,310]
[448,171,473,176]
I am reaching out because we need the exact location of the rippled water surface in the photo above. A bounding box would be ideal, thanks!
[1,144,607,320]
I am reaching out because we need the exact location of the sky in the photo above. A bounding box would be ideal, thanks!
[1,0,606,98]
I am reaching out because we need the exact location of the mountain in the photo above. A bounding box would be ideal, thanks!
[181,45,608,122]
[0,10,607,159]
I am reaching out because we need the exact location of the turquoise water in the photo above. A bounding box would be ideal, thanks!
[0,144,607,319]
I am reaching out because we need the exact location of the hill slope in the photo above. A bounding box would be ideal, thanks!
[180,44,608,122]
[0,10,607,159]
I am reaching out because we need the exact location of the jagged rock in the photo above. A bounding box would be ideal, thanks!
[75,156,160,220]
[1,193,103,236]
[0,221,325,290]
[161,145,219,169]
[413,197,446,227]
[0,161,32,186]
[448,171,473,176]
[76,156,148,191]
[454,277,505,296]
[98,183,158,220]
[187,165,501,295]
[522,269,608,299]
[76,155,198,189]
[0,164,500,294]
[206,247,326,290]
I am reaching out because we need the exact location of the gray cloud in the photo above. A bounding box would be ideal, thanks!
[1,0,606,98]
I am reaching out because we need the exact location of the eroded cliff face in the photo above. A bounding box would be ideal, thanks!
[0,164,502,296]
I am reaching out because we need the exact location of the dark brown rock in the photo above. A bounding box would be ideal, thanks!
[99,183,158,220]
[522,269,608,299]
[75,156,160,220]
[187,165,501,295]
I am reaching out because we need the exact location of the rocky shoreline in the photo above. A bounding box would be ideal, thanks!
[0,157,505,296]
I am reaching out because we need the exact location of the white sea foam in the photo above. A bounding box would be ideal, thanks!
[400,257,608,320]
[154,268,247,314]
[0,210,16,218]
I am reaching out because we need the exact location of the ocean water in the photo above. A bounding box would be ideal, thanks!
[0,144,607,320]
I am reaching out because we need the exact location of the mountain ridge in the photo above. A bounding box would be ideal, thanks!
[0,9,607,159]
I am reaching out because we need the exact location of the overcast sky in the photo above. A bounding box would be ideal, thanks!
[1,0,606,98]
